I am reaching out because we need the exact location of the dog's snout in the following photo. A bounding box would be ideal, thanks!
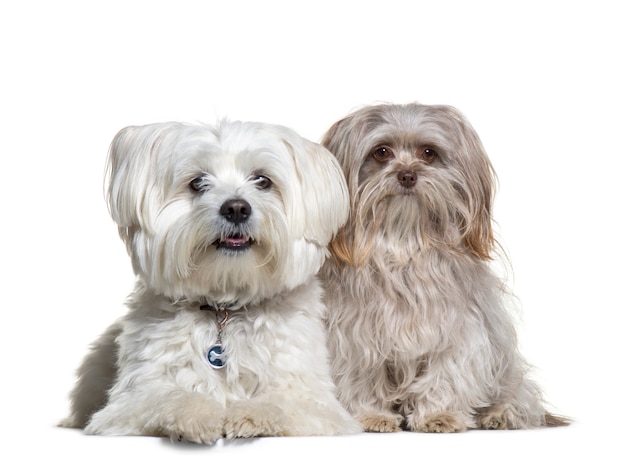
[397,170,417,188]
[220,199,251,224]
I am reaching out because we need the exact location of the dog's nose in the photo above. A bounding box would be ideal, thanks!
[220,199,252,224]
[397,170,417,188]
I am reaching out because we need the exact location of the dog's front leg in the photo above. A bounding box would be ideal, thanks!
[223,398,292,439]
[86,388,226,444]
[224,385,362,438]
[224,391,361,438]
[335,362,404,433]
[402,356,481,433]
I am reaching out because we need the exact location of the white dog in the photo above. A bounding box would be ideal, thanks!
[319,103,568,432]
[61,120,361,443]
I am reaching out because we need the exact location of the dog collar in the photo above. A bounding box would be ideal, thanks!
[199,301,243,312]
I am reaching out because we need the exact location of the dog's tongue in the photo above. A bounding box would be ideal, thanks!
[215,234,254,251]
[225,236,247,246]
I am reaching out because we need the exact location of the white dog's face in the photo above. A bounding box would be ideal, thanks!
[322,103,496,265]
[106,121,348,303]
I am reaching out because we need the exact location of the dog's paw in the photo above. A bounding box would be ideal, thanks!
[476,404,520,430]
[160,397,225,445]
[85,392,225,444]
[408,412,474,433]
[166,419,223,445]
[224,402,290,439]
[357,412,403,433]
[476,403,559,430]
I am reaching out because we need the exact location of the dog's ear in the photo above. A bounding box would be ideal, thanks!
[319,117,357,266]
[461,142,496,261]
[282,135,350,246]
[442,106,497,260]
[320,118,346,160]
[105,123,180,240]
[320,116,364,266]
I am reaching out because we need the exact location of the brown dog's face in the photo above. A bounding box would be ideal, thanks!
[322,103,496,266]
[360,142,439,193]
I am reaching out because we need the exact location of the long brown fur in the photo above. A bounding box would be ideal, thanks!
[320,102,569,432]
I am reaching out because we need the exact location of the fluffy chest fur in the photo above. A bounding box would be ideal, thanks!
[115,281,329,404]
[323,245,500,359]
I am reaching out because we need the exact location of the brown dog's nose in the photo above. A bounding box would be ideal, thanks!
[220,199,251,224]
[397,170,417,188]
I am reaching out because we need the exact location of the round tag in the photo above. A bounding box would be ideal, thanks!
[207,344,226,369]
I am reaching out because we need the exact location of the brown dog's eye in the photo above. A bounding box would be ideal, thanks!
[420,148,438,163]
[372,146,394,163]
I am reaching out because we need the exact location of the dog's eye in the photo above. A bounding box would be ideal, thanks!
[372,146,394,163]
[253,175,273,190]
[420,148,439,164]
[189,176,210,192]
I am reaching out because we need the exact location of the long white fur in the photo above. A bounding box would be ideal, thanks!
[61,120,360,443]
[320,103,567,432]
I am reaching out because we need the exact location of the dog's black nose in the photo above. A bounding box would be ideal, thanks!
[397,170,417,188]
[220,199,252,224]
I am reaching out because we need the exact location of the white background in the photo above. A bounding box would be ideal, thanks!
[1,1,624,462]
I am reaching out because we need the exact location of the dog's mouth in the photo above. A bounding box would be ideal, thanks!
[213,234,256,252]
